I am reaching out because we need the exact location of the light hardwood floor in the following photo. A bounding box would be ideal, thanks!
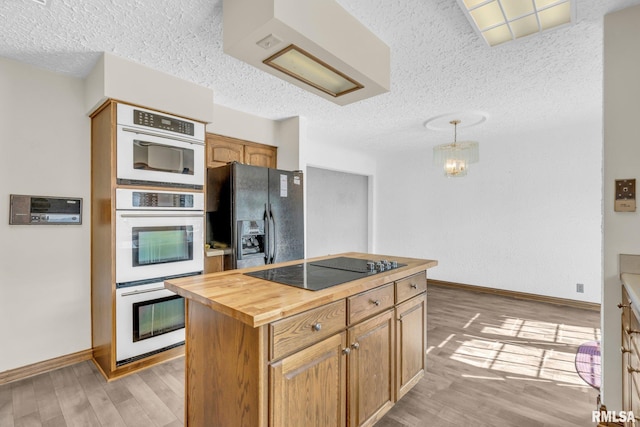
[0,284,601,427]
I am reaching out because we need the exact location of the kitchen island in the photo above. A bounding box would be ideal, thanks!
[165,252,437,427]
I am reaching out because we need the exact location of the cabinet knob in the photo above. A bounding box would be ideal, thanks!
[352,342,360,350]
[372,299,381,306]
[619,303,630,309]
[410,283,418,289]
[342,347,351,355]
[628,366,640,374]
[312,323,322,332]
[622,346,632,354]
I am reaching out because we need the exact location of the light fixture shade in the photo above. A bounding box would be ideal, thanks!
[264,45,364,98]
[433,141,479,177]
[457,0,575,47]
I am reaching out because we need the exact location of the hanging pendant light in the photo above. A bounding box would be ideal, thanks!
[433,120,479,177]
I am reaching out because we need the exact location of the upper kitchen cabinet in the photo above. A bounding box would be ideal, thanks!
[206,133,277,169]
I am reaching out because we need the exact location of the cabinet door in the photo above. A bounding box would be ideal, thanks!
[270,332,347,427]
[204,254,223,274]
[245,144,277,168]
[206,134,244,168]
[395,293,427,400]
[348,309,394,427]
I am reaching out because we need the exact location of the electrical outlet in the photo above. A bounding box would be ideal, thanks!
[576,283,584,293]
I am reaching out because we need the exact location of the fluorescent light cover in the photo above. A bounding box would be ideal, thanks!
[458,0,574,47]
[264,45,363,98]
[539,2,571,30]
[470,1,505,31]
[501,0,534,20]
[510,14,539,38]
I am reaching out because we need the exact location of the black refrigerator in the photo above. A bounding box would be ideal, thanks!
[206,162,304,270]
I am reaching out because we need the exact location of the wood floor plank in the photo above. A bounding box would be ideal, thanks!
[77,370,126,427]
[137,367,183,420]
[11,379,37,420]
[14,411,42,427]
[40,415,66,427]
[54,383,100,427]
[0,384,15,427]
[115,397,155,427]
[32,372,63,423]
[121,372,179,426]
[0,284,600,427]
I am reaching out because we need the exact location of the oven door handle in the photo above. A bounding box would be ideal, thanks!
[120,127,205,146]
[120,287,167,297]
[118,213,204,218]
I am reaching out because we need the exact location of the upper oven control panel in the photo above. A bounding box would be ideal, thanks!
[116,103,205,142]
[134,109,194,136]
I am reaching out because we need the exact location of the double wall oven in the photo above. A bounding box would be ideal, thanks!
[114,105,204,365]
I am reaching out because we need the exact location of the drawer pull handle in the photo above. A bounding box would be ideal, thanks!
[626,328,640,335]
[622,346,632,354]
[352,342,360,350]
[372,299,381,306]
[410,283,418,289]
[312,323,322,332]
[628,366,640,373]
[342,347,351,355]
[619,303,630,309]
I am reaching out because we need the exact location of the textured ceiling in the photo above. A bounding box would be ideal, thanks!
[1,0,639,151]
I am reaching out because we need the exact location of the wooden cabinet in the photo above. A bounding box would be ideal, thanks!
[90,100,191,380]
[621,286,640,425]
[180,267,430,427]
[396,293,427,399]
[206,133,277,169]
[270,300,346,360]
[270,332,347,427]
[204,254,223,274]
[245,144,278,168]
[347,309,395,427]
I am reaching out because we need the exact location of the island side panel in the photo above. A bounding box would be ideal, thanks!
[185,299,268,427]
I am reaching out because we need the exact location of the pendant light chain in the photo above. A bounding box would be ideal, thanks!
[450,119,460,146]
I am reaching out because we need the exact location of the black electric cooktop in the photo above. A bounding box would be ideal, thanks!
[244,256,406,291]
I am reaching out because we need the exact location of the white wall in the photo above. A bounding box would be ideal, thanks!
[306,167,369,258]
[375,119,602,303]
[85,53,214,122]
[207,104,277,145]
[0,57,91,371]
[601,3,640,410]
[299,121,378,255]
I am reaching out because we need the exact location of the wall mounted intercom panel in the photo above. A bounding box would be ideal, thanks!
[9,194,83,225]
[615,179,636,212]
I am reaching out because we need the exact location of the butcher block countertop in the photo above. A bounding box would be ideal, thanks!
[165,252,438,328]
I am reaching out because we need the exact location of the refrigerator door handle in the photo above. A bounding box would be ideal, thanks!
[269,203,277,264]
[264,204,271,264]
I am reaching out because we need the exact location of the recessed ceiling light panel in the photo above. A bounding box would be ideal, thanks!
[457,0,575,47]
[223,0,390,106]
[264,45,363,98]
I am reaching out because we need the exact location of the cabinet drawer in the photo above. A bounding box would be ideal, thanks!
[395,273,427,303]
[348,283,394,325]
[270,300,346,360]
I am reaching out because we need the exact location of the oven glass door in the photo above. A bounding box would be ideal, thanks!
[133,294,185,342]
[116,211,204,283]
[116,282,185,363]
[116,126,204,188]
